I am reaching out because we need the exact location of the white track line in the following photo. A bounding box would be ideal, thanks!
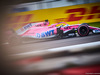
[11,41,100,59]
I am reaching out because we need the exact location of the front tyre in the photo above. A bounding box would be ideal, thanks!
[77,25,89,37]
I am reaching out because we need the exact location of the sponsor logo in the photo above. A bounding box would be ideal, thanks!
[7,3,100,31]
[55,6,100,22]
[93,29,100,33]
[23,23,32,30]
[36,33,40,38]
[36,30,54,38]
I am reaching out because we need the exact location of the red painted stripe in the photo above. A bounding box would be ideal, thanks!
[14,57,43,65]
[61,64,100,75]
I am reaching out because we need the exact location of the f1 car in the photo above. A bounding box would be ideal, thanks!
[20,20,100,39]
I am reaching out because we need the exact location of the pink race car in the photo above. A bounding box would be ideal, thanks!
[20,20,100,39]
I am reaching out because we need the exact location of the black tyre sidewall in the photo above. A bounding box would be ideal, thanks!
[78,25,89,36]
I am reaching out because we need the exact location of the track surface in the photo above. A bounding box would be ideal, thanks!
[5,34,100,55]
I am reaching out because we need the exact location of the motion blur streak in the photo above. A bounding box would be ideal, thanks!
[0,0,100,75]
[11,41,100,59]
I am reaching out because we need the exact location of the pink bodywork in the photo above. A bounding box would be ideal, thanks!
[20,21,79,38]
[20,21,100,38]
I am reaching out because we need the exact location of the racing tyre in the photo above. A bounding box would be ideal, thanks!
[81,23,94,34]
[81,23,90,26]
[77,24,89,37]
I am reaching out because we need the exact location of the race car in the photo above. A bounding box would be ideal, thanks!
[20,20,100,39]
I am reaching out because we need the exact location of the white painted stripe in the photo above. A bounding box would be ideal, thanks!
[11,41,100,58]
[2,42,9,45]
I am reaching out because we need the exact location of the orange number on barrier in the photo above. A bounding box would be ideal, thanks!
[66,8,86,22]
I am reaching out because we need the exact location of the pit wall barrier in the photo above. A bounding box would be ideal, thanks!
[6,2,100,33]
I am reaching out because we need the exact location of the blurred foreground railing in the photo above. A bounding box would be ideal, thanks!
[10,41,100,75]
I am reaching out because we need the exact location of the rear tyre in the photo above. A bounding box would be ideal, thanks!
[81,23,90,26]
[77,24,89,37]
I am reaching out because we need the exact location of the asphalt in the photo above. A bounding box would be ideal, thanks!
[4,34,100,56]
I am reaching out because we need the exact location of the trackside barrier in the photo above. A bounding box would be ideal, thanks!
[7,2,100,31]
[19,53,100,73]
[11,41,100,59]
[45,64,100,75]
[14,57,42,65]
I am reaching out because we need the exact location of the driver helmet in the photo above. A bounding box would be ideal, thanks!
[60,24,64,27]
[64,24,69,27]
